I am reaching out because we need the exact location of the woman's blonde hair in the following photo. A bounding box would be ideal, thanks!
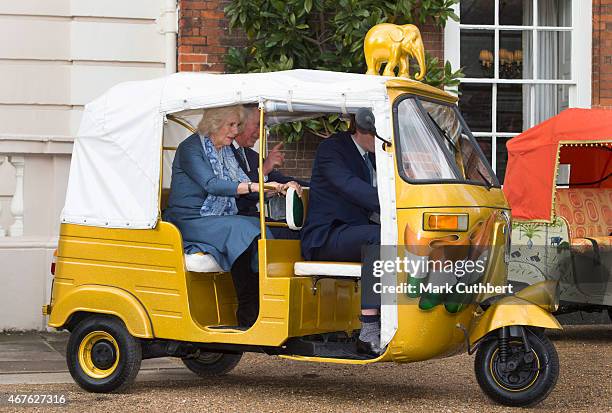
[197,105,244,136]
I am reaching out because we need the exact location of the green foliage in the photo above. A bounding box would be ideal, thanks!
[414,54,464,95]
[514,222,543,240]
[225,0,462,141]
[271,114,350,143]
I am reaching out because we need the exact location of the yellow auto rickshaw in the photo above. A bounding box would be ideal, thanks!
[44,67,562,407]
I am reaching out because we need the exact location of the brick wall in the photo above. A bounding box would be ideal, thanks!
[266,134,323,181]
[177,1,443,179]
[421,23,444,62]
[592,0,612,108]
[178,0,244,73]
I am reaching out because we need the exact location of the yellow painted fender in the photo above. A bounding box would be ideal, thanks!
[469,296,562,345]
[48,285,153,338]
[514,280,559,313]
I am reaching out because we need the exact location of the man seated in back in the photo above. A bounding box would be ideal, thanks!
[300,108,382,356]
[232,105,309,217]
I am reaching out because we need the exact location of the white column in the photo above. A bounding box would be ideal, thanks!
[157,0,178,74]
[443,3,460,71]
[570,0,592,108]
[8,156,24,237]
[0,156,5,237]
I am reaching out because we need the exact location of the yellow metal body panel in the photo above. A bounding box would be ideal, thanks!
[280,353,384,365]
[263,239,361,337]
[373,85,514,362]
[386,79,458,104]
[515,280,559,313]
[48,285,153,338]
[396,184,508,210]
[383,206,510,362]
[469,296,562,345]
[50,223,361,346]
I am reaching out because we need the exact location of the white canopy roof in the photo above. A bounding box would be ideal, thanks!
[61,69,426,229]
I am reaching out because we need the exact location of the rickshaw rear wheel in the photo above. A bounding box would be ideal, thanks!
[182,351,242,377]
[66,315,142,393]
[474,328,559,407]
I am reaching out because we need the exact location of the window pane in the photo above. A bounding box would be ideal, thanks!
[460,0,494,24]
[497,84,524,133]
[496,137,512,184]
[461,30,494,78]
[499,0,533,25]
[476,136,492,165]
[537,31,571,80]
[459,83,492,132]
[538,0,572,26]
[500,30,532,79]
[533,84,570,124]
[395,99,458,181]
[420,101,498,186]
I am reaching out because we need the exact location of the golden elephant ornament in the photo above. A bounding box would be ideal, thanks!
[364,23,427,80]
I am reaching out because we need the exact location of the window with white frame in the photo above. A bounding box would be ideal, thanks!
[444,0,591,183]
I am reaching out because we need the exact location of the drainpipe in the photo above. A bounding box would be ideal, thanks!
[157,0,178,74]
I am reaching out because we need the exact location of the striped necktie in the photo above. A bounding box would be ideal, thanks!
[363,153,374,185]
[239,147,250,172]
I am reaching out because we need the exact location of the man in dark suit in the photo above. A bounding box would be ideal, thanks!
[231,106,308,237]
[300,108,381,356]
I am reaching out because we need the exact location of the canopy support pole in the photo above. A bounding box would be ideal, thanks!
[258,107,266,239]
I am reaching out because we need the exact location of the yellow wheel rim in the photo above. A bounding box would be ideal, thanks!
[489,341,541,392]
[78,331,120,379]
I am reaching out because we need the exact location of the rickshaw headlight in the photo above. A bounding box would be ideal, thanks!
[424,213,469,232]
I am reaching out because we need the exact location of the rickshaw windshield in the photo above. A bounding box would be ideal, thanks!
[394,95,499,187]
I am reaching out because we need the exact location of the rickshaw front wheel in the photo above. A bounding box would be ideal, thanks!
[182,352,242,377]
[67,315,142,393]
[474,328,559,407]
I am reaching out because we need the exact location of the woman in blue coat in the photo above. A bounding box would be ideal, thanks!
[163,105,295,327]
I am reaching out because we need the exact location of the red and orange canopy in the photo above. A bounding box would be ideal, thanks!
[503,108,612,222]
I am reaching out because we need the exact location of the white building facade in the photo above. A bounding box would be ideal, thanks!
[0,0,595,330]
[0,0,177,330]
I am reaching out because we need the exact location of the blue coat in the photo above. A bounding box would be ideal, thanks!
[166,133,239,212]
[163,133,267,271]
[300,132,380,260]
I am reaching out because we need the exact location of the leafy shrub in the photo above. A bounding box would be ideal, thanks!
[225,0,463,141]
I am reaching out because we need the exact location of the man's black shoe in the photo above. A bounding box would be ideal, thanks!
[356,338,381,357]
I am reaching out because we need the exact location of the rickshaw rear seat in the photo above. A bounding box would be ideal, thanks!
[182,187,312,273]
[293,261,361,278]
[555,188,612,246]
[184,252,224,273]
[184,254,363,277]
[287,187,362,279]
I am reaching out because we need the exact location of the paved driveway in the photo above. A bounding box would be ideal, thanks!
[0,326,610,412]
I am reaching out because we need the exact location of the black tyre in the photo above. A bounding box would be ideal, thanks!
[66,315,142,393]
[182,351,242,377]
[474,328,559,407]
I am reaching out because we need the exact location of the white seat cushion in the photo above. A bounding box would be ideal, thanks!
[185,253,224,273]
[294,261,361,278]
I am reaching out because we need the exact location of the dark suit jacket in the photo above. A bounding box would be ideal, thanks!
[300,132,379,260]
[231,145,309,216]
